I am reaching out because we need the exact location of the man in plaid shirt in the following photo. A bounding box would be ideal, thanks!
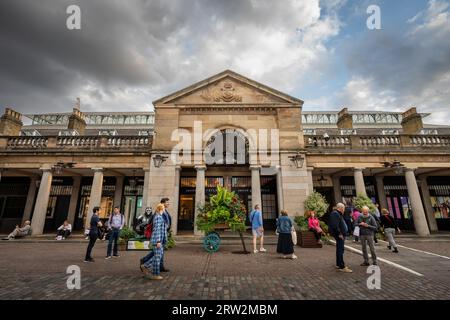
[143,203,167,280]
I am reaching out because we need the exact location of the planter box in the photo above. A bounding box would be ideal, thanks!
[126,239,151,251]
[298,231,322,248]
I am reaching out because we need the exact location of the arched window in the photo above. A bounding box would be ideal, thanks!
[205,129,249,165]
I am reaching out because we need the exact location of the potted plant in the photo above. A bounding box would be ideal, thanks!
[118,226,137,251]
[295,192,329,247]
[353,193,376,212]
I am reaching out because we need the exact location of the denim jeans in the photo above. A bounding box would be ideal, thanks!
[334,235,345,268]
[107,228,120,256]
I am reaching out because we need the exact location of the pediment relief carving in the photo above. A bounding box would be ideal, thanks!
[170,78,286,104]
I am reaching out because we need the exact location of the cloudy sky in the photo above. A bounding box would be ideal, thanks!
[0,0,449,124]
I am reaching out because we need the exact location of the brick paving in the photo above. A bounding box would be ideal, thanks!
[0,240,449,300]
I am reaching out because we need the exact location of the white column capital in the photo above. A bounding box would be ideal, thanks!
[195,165,206,171]
[40,165,53,172]
[405,167,417,173]
[92,167,104,173]
[250,165,261,171]
[353,167,365,172]
[307,166,314,172]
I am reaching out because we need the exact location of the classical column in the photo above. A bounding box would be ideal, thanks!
[194,165,206,235]
[375,176,388,210]
[419,177,438,232]
[172,166,181,235]
[85,168,104,229]
[405,168,430,237]
[22,176,38,223]
[31,168,53,235]
[306,167,314,195]
[66,176,81,226]
[113,176,124,209]
[250,165,262,211]
[332,176,342,204]
[276,165,284,212]
[354,168,367,196]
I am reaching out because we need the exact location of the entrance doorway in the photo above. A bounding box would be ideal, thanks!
[179,194,195,231]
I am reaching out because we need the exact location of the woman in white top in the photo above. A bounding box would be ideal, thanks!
[56,220,72,240]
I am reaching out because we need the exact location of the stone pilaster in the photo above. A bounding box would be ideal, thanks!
[332,176,342,204]
[419,177,438,232]
[375,176,388,211]
[276,165,284,212]
[113,176,124,209]
[31,167,53,235]
[405,168,430,237]
[354,168,367,196]
[85,168,104,229]
[194,165,206,235]
[22,177,38,223]
[67,176,81,226]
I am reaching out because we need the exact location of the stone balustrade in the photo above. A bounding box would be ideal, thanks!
[408,135,450,147]
[359,135,400,146]
[1,135,152,151]
[6,137,48,148]
[107,136,151,148]
[305,134,450,149]
[306,135,351,147]
[57,136,99,148]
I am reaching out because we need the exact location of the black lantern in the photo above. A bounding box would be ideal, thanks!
[289,154,304,168]
[153,154,168,168]
[381,160,405,175]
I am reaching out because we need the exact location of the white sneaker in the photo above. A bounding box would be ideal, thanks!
[259,248,267,252]
[291,254,298,259]
[253,249,259,254]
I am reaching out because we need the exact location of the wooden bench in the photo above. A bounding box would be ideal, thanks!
[298,230,322,248]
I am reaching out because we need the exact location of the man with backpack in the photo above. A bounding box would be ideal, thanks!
[105,206,125,259]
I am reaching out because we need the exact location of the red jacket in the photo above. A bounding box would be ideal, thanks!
[308,217,320,230]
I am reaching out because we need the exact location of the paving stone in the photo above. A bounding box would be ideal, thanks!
[0,240,449,300]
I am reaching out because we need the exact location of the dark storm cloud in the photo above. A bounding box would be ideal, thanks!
[0,0,335,114]
[344,28,450,99]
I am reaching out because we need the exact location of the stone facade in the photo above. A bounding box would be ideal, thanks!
[0,70,450,236]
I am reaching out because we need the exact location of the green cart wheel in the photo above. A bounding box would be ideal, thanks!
[203,231,221,253]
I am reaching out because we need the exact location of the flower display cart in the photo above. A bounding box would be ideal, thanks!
[196,186,248,253]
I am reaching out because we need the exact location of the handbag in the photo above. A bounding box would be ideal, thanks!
[353,226,360,237]
[291,227,297,245]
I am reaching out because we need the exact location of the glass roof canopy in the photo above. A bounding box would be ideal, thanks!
[25,111,428,126]
[26,112,155,126]
[302,111,429,125]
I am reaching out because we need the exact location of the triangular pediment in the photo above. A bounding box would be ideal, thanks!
[153,70,303,106]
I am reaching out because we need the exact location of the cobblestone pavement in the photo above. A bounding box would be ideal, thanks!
[0,240,449,300]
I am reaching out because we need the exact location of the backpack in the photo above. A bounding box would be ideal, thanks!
[144,223,153,239]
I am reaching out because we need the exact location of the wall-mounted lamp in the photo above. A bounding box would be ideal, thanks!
[381,160,405,175]
[153,154,168,168]
[288,154,305,169]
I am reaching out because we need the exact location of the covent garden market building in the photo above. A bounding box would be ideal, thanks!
[0,70,449,236]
